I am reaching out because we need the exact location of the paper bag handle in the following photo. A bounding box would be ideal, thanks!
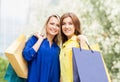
[79,41,94,53]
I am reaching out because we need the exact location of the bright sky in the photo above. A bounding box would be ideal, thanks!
[0,0,30,52]
[1,0,29,20]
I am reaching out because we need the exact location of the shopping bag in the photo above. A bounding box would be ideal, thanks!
[5,34,28,78]
[4,63,27,82]
[72,44,111,82]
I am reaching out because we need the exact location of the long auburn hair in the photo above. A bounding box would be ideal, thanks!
[42,14,61,46]
[60,12,81,44]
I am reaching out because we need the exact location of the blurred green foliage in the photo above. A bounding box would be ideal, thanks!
[0,57,8,82]
[80,0,120,81]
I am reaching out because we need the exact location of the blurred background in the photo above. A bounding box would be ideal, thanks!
[0,0,120,82]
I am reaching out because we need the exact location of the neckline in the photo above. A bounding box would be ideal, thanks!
[45,38,55,48]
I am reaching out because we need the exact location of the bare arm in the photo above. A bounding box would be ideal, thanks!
[32,33,45,52]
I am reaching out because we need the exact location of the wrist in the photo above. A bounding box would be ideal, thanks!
[38,37,44,41]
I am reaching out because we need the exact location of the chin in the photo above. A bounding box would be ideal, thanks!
[64,33,70,36]
[50,33,58,36]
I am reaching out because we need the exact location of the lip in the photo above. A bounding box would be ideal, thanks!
[64,29,71,33]
[50,28,58,33]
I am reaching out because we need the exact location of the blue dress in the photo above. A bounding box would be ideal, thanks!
[22,36,60,82]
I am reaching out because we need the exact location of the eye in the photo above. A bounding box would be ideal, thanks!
[56,24,60,27]
[69,22,73,25]
[50,23,54,25]
[62,22,66,25]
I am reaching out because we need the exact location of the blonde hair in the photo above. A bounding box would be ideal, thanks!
[41,14,61,46]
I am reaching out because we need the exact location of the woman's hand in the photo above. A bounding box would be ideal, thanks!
[77,35,89,48]
[60,77,62,82]
[33,32,45,40]
[77,35,88,43]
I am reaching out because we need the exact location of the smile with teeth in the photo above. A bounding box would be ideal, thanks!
[50,28,57,33]
[64,29,71,33]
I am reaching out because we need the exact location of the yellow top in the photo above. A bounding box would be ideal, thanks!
[60,35,112,82]
[60,35,79,82]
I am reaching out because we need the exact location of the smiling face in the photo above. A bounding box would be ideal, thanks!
[60,12,81,44]
[46,16,60,37]
[62,17,75,39]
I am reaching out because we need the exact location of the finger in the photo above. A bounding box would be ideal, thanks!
[40,33,44,37]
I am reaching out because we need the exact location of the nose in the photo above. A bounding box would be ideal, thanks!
[64,24,69,28]
[53,25,57,28]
